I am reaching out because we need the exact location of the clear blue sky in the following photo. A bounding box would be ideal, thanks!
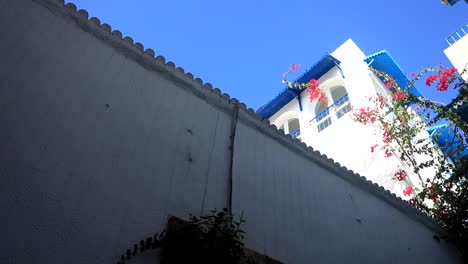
[66,0,467,110]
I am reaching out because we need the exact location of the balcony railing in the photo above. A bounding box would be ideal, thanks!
[310,93,351,132]
[291,128,301,139]
[446,24,468,46]
[335,94,351,119]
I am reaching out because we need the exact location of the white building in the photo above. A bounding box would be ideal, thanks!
[257,39,428,197]
[444,23,468,81]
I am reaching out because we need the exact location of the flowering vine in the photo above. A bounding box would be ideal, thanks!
[353,64,467,258]
[282,62,468,258]
[282,64,327,105]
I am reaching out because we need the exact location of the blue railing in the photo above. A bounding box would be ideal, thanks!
[334,94,349,108]
[310,93,351,132]
[446,24,468,46]
[291,129,301,138]
[335,94,351,119]
[315,108,330,122]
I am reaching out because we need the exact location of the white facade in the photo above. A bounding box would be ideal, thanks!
[267,39,431,197]
[444,24,468,81]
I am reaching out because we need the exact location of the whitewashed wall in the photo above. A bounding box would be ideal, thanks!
[444,33,468,81]
[0,0,462,263]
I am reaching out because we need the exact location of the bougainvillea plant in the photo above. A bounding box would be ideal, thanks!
[283,62,468,259]
[282,64,327,105]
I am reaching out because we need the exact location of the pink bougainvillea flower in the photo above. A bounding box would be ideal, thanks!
[383,75,397,89]
[352,105,382,125]
[425,64,457,91]
[307,79,327,105]
[384,149,393,158]
[394,169,406,181]
[410,72,416,77]
[308,79,320,88]
[435,67,457,91]
[425,75,439,86]
[403,186,413,196]
[370,144,379,153]
[291,64,300,72]
[392,90,408,101]
[382,128,391,143]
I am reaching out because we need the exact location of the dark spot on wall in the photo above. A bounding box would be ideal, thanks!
[186,152,193,163]
[186,129,193,135]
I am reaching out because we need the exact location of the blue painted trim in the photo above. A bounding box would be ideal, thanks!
[364,50,424,98]
[446,0,467,5]
[291,128,301,138]
[297,94,303,111]
[256,54,341,119]
[334,60,345,78]
[426,123,468,163]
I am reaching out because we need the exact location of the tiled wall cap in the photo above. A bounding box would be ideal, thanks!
[89,17,101,25]
[101,23,111,32]
[64,3,77,11]
[111,30,122,39]
[134,42,144,51]
[77,9,88,19]
[144,49,155,57]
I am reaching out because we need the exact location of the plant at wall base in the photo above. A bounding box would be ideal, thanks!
[116,208,249,264]
[283,63,468,260]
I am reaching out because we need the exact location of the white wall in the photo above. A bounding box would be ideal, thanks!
[0,0,462,263]
[444,34,468,81]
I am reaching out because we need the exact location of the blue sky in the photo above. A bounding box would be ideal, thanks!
[66,0,467,110]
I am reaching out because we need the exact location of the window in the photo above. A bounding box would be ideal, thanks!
[276,115,301,139]
[288,118,301,139]
[310,85,351,132]
[314,102,332,132]
[331,86,351,119]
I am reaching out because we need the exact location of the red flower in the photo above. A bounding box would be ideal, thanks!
[382,129,391,143]
[384,149,392,158]
[383,75,397,89]
[394,169,406,181]
[425,75,438,86]
[291,64,300,72]
[435,67,457,91]
[392,91,408,101]
[352,107,378,125]
[403,186,413,196]
[425,64,457,91]
[307,79,327,105]
[370,144,379,153]
[410,73,416,77]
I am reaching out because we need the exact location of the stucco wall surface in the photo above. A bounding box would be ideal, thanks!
[444,34,468,81]
[0,0,462,263]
